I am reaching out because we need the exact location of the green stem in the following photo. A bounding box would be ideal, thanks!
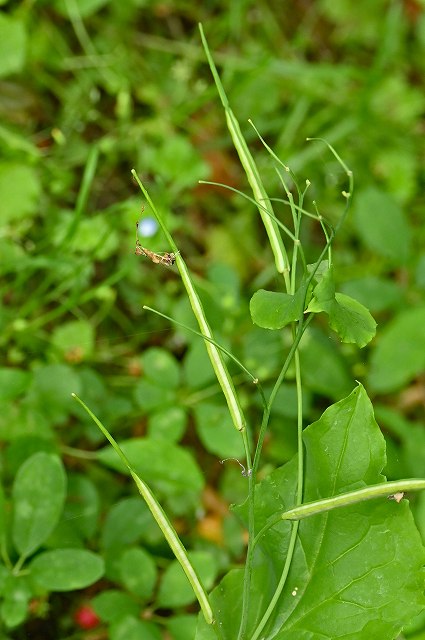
[253,479,425,546]
[199,180,301,244]
[237,312,313,640]
[132,170,247,435]
[199,23,290,284]
[250,521,300,640]
[282,478,425,520]
[143,306,262,390]
[61,144,99,246]
[72,393,215,627]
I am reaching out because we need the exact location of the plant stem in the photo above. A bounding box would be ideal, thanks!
[199,23,290,284]
[72,393,216,627]
[132,170,247,435]
[252,479,425,547]
[281,478,425,520]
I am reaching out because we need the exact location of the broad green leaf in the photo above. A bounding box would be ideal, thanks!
[29,549,104,591]
[0,368,30,401]
[353,187,411,263]
[263,383,311,420]
[306,266,335,301]
[30,364,81,424]
[299,328,353,400]
[166,615,198,640]
[97,438,204,507]
[109,615,162,640]
[46,517,85,549]
[307,269,376,347]
[12,453,66,557]
[241,327,283,379]
[133,379,176,412]
[250,287,306,330]
[100,497,159,550]
[307,259,329,280]
[0,401,52,441]
[147,406,187,442]
[195,566,268,640]
[157,551,218,608]
[67,214,119,259]
[194,403,245,459]
[331,292,376,347]
[375,405,425,479]
[5,436,57,476]
[0,14,26,77]
[373,147,417,203]
[51,320,94,361]
[92,589,139,623]
[368,305,425,392]
[197,385,425,639]
[0,163,41,224]
[341,276,401,313]
[142,134,208,189]
[207,263,241,311]
[183,340,218,388]
[118,547,157,600]
[142,347,180,388]
[64,474,100,539]
[0,575,31,629]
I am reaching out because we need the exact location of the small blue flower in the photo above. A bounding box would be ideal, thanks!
[137,217,158,238]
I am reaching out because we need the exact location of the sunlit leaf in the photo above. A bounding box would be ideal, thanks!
[12,453,66,557]
[353,187,411,263]
[30,549,104,591]
[250,286,306,330]
[368,305,425,392]
[307,269,376,347]
[197,386,425,639]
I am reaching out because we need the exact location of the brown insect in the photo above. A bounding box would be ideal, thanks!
[135,241,177,266]
[388,492,405,503]
[135,223,177,266]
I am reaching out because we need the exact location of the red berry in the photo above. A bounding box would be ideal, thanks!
[74,604,100,630]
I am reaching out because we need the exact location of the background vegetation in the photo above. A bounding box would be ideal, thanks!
[1,0,425,638]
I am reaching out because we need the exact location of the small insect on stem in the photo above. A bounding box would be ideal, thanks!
[388,492,405,504]
[135,222,178,267]
[220,458,252,478]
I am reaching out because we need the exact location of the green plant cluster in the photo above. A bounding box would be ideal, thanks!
[1,1,425,639]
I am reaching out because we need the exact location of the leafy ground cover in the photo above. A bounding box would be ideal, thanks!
[1,1,425,638]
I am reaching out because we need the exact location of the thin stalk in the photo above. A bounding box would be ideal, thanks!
[250,521,300,640]
[252,144,354,638]
[267,196,334,224]
[13,554,27,575]
[242,142,352,637]
[237,312,313,640]
[62,144,99,246]
[132,170,247,437]
[247,267,306,640]
[282,478,425,520]
[72,393,216,629]
[60,445,98,460]
[199,180,301,244]
[252,479,425,546]
[143,306,259,386]
[199,23,290,285]
[252,346,305,640]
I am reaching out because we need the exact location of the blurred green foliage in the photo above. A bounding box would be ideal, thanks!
[1,0,425,637]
